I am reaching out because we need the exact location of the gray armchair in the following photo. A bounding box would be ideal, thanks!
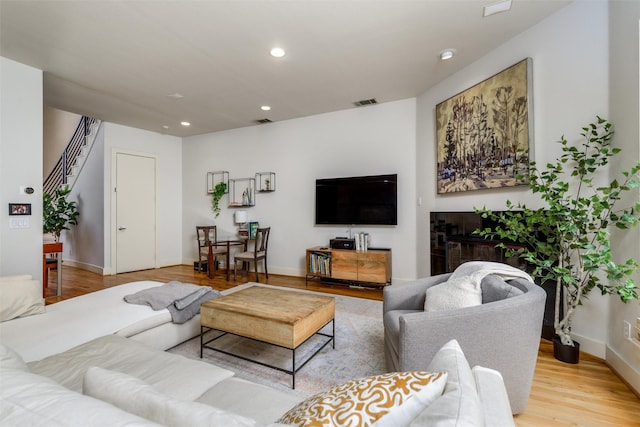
[383,272,546,414]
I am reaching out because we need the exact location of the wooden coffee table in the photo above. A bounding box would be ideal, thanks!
[200,286,335,388]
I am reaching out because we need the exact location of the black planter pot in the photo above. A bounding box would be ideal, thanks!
[552,337,580,364]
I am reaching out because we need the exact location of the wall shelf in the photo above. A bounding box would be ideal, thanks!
[206,171,229,194]
[228,177,255,207]
[256,172,276,193]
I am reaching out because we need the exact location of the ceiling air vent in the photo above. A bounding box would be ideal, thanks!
[354,98,377,107]
[255,118,273,124]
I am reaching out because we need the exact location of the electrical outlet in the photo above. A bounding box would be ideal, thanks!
[624,320,632,339]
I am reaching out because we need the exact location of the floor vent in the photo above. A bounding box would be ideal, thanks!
[354,98,377,107]
[255,118,273,124]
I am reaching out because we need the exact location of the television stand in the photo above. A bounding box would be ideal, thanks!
[305,246,392,288]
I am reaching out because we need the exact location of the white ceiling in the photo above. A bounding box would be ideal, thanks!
[0,0,570,137]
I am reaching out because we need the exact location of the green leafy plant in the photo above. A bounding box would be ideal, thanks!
[475,117,640,347]
[211,182,227,218]
[43,185,80,241]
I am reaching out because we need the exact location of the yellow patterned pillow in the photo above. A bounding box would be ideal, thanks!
[277,371,447,427]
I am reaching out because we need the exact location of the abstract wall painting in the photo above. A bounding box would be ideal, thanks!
[436,58,533,194]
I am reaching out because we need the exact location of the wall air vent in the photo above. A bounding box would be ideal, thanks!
[255,118,273,124]
[354,98,377,107]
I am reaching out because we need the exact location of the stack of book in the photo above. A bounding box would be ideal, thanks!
[354,232,370,251]
[309,252,331,275]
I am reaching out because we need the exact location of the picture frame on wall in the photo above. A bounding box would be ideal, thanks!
[8,203,31,216]
[435,58,533,194]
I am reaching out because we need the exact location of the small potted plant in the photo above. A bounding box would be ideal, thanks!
[475,117,640,363]
[211,182,227,218]
[43,185,80,242]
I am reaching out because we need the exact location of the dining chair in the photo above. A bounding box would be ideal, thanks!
[196,225,227,276]
[233,227,270,282]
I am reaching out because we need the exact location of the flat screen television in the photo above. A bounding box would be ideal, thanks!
[315,174,397,225]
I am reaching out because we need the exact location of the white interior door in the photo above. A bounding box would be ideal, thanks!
[115,153,156,273]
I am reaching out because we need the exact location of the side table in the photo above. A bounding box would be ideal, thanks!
[43,242,63,297]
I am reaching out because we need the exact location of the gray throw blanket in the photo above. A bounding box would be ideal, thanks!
[124,281,221,324]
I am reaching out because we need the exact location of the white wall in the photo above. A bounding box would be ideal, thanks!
[606,0,640,394]
[182,99,417,282]
[43,106,81,177]
[417,1,611,356]
[102,123,183,274]
[0,57,43,278]
[62,124,105,274]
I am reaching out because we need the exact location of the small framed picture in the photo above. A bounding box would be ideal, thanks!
[9,203,31,216]
[248,221,259,239]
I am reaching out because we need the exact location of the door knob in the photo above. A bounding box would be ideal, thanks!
[118,227,127,231]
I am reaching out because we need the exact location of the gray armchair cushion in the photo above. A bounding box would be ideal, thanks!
[481,275,524,304]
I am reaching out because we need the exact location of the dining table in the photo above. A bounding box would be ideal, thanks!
[207,234,246,281]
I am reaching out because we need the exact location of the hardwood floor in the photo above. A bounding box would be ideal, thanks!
[43,264,384,303]
[45,265,640,426]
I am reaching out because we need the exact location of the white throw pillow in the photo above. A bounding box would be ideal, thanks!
[424,277,482,312]
[410,339,484,427]
[0,277,46,322]
[83,366,257,427]
[277,371,448,427]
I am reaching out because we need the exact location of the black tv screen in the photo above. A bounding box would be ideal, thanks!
[315,174,397,225]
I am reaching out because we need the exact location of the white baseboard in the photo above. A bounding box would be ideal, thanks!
[606,344,640,396]
[570,332,606,359]
[62,259,104,275]
[157,259,184,268]
[270,266,304,277]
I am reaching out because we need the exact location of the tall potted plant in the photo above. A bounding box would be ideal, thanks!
[475,117,640,363]
[43,185,80,241]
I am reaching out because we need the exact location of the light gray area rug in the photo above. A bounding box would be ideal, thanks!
[167,283,385,398]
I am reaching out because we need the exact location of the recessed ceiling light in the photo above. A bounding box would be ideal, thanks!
[167,93,184,99]
[261,105,271,111]
[270,47,285,58]
[440,49,456,61]
[181,121,190,126]
[162,125,169,129]
[483,0,512,17]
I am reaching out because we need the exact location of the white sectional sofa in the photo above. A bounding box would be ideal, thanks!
[0,275,515,426]
[0,280,204,362]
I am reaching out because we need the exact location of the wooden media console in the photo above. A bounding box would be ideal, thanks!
[306,246,392,287]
